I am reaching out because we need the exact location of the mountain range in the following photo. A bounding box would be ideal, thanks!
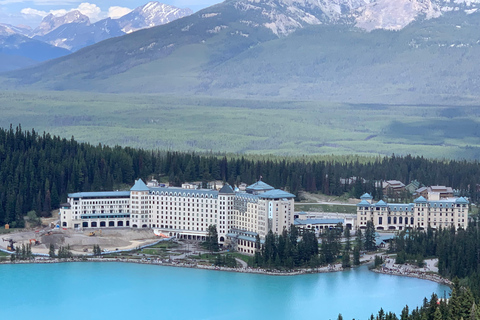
[1,0,480,104]
[0,2,192,71]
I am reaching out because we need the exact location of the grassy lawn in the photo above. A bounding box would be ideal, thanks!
[227,252,251,263]
[0,91,479,159]
[295,204,356,214]
[141,248,164,255]
[0,251,10,257]
[148,241,179,249]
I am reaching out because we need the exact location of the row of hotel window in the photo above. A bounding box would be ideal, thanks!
[359,212,465,217]
[358,217,465,224]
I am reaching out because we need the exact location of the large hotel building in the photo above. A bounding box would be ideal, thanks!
[357,193,469,230]
[60,179,295,254]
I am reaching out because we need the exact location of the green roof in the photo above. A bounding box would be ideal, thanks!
[414,196,427,203]
[219,184,234,194]
[130,179,149,192]
[68,191,130,198]
[259,189,295,199]
[455,197,469,204]
[357,200,370,206]
[246,181,275,192]
[375,200,387,207]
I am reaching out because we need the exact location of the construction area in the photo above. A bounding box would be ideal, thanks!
[0,226,159,256]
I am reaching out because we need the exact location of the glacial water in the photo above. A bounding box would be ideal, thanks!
[0,263,449,320]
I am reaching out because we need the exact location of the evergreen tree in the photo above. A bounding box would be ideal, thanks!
[364,221,377,252]
[49,243,55,258]
[205,225,219,253]
[353,245,361,266]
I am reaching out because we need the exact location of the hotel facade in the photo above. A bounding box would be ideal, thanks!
[356,193,469,231]
[60,179,295,253]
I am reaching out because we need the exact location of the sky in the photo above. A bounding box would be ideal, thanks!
[0,0,220,27]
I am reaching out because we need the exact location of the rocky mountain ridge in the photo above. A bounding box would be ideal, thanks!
[117,2,193,34]
[1,2,193,52]
[32,10,90,37]
[1,0,479,105]
[231,0,480,36]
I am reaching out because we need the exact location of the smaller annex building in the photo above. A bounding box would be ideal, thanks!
[293,211,356,235]
[356,193,469,231]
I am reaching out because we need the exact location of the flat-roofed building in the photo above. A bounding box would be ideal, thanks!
[293,211,356,235]
[60,191,131,229]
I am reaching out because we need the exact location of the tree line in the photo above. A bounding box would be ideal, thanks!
[362,283,479,320]
[1,125,480,226]
[250,226,320,269]
[249,222,379,270]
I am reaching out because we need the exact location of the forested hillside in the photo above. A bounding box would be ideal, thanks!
[1,126,480,227]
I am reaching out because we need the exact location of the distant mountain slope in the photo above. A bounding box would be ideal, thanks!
[1,0,479,104]
[0,34,70,72]
[32,10,90,37]
[33,18,124,51]
[29,2,192,51]
[0,23,31,36]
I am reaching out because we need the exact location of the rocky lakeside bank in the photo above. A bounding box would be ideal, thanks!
[0,256,452,284]
[371,265,452,286]
[0,256,345,276]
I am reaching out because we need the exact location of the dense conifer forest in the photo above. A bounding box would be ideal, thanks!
[365,282,479,320]
[1,125,480,226]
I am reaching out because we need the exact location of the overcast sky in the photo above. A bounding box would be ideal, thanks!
[0,0,220,27]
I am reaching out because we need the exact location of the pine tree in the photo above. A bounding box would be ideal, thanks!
[364,221,377,252]
[353,245,361,266]
[49,243,56,258]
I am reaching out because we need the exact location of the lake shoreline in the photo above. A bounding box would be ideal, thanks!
[371,266,452,286]
[0,257,344,276]
[0,257,452,284]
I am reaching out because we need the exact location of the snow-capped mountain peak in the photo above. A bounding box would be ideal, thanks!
[32,10,90,37]
[117,1,193,33]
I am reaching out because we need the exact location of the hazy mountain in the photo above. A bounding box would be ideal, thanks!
[0,34,70,72]
[33,18,124,51]
[0,23,31,37]
[32,10,90,37]
[28,2,192,51]
[1,0,479,104]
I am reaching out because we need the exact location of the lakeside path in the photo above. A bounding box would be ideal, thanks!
[0,256,452,284]
[0,257,345,276]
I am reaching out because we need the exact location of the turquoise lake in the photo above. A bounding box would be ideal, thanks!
[0,263,449,320]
